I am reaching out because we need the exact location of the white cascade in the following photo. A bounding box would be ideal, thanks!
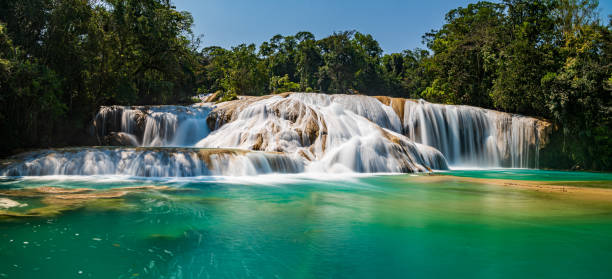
[198,93,448,173]
[2,93,550,177]
[94,105,212,147]
[1,148,304,177]
[403,99,545,168]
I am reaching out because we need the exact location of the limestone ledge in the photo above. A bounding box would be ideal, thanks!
[0,185,192,220]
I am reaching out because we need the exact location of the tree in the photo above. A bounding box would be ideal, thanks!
[0,23,65,152]
[270,74,300,93]
[490,0,557,115]
[423,2,506,106]
[0,0,200,155]
[221,44,268,96]
[541,15,611,169]
[295,32,322,91]
[353,32,386,95]
[554,0,600,38]
[400,49,431,98]
[317,31,363,93]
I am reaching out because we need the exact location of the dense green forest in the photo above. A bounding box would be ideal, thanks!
[0,0,610,170]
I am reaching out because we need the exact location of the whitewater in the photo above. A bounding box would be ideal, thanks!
[0,93,551,177]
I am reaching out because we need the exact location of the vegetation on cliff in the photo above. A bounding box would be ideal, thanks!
[0,0,610,170]
[1,0,200,153]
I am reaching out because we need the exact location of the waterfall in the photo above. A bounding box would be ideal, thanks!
[198,93,448,173]
[94,105,212,147]
[2,93,550,177]
[1,148,304,177]
[403,100,545,168]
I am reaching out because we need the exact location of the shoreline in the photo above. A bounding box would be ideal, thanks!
[417,174,612,201]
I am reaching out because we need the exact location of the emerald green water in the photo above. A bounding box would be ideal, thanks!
[1,171,612,278]
[444,168,612,181]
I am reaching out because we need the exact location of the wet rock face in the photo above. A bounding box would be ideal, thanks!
[269,98,322,148]
[535,120,553,148]
[197,93,449,173]
[103,132,139,146]
[202,92,552,170]
[373,96,406,121]
[94,106,147,144]
[205,95,274,130]
[201,95,325,156]
[203,95,320,153]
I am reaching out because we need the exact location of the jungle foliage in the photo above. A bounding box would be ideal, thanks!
[0,0,610,169]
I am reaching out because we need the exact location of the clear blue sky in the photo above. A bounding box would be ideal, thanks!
[173,0,612,54]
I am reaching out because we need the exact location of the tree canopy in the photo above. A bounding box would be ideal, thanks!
[1,0,199,154]
[0,0,610,170]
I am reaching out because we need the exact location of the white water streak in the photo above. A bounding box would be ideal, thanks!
[1,148,304,177]
[403,100,542,168]
[95,105,212,147]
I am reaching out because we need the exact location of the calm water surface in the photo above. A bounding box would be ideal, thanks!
[1,171,611,278]
[445,168,612,181]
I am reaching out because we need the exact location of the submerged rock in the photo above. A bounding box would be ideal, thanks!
[0,198,27,209]
[47,191,129,200]
[0,185,193,220]
[35,186,94,194]
[0,186,95,200]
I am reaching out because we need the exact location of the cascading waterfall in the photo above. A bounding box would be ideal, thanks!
[403,100,546,168]
[197,94,448,173]
[1,93,550,177]
[1,148,304,177]
[94,105,212,147]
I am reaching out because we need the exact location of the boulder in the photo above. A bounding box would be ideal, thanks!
[103,132,139,146]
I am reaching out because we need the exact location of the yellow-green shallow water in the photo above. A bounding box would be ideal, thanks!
[0,170,611,278]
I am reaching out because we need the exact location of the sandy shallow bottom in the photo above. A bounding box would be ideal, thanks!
[421,174,612,201]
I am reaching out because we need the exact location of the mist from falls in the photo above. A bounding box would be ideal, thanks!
[2,93,550,177]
